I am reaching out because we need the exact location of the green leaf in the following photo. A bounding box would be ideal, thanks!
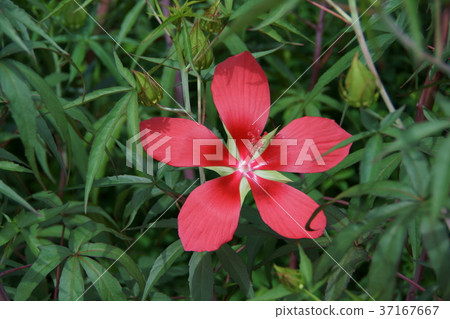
[189,252,214,301]
[0,161,32,173]
[68,221,109,252]
[335,181,420,201]
[84,92,132,212]
[114,51,135,87]
[13,61,72,158]
[117,0,146,45]
[1,0,67,54]
[315,202,417,280]
[40,0,72,22]
[0,148,26,165]
[69,41,87,83]
[0,10,31,55]
[251,0,298,31]
[252,45,285,59]
[401,149,429,197]
[59,256,85,301]
[379,105,405,130]
[297,243,313,290]
[126,91,140,138]
[325,247,368,300]
[142,240,184,300]
[0,221,19,246]
[359,134,383,183]
[67,220,130,251]
[421,218,450,300]
[36,115,67,178]
[123,186,154,229]
[79,243,145,292]
[92,175,154,188]
[89,41,124,83]
[15,245,72,300]
[321,131,373,158]
[0,61,41,185]
[382,120,450,154]
[216,244,254,298]
[430,135,450,218]
[0,180,39,216]
[367,215,409,300]
[79,256,126,301]
[249,284,292,301]
[63,86,132,110]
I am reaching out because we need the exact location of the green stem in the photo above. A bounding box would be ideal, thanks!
[325,0,352,22]
[173,32,192,113]
[348,0,404,129]
[197,75,205,184]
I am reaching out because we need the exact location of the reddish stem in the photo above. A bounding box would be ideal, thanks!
[415,5,449,122]
[53,224,66,300]
[0,264,32,278]
[309,8,325,90]
[306,0,350,24]
[322,196,350,206]
[406,248,427,300]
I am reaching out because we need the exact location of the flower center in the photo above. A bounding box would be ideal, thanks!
[238,160,252,175]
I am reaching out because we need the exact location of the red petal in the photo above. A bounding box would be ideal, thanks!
[254,117,351,173]
[140,118,237,168]
[247,172,326,239]
[178,172,243,251]
[211,51,270,154]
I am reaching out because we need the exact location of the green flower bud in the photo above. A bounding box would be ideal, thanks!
[189,22,214,71]
[132,70,163,106]
[200,1,223,33]
[339,52,379,108]
[274,264,305,293]
[60,2,87,30]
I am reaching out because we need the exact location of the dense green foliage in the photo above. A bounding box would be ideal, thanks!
[0,0,449,301]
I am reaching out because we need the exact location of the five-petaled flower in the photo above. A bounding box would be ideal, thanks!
[140,51,352,252]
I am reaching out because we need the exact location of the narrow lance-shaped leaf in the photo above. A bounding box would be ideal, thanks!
[325,247,368,300]
[59,256,85,301]
[79,242,145,292]
[0,180,39,216]
[189,252,214,301]
[216,244,254,298]
[13,61,72,163]
[15,245,72,300]
[63,86,132,110]
[84,92,132,212]
[430,136,450,218]
[359,134,383,183]
[367,215,409,300]
[1,0,68,54]
[79,256,126,301]
[142,240,184,300]
[0,11,31,55]
[0,61,42,185]
[421,218,450,300]
[117,0,146,45]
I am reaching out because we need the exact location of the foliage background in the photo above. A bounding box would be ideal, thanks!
[0,0,449,301]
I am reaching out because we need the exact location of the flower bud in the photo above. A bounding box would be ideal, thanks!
[274,264,305,293]
[200,1,223,33]
[189,22,214,70]
[60,2,87,30]
[132,70,163,106]
[339,52,379,108]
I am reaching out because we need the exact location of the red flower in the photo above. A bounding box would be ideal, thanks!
[140,51,351,252]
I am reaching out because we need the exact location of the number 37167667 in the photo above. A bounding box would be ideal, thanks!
[379,305,439,316]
